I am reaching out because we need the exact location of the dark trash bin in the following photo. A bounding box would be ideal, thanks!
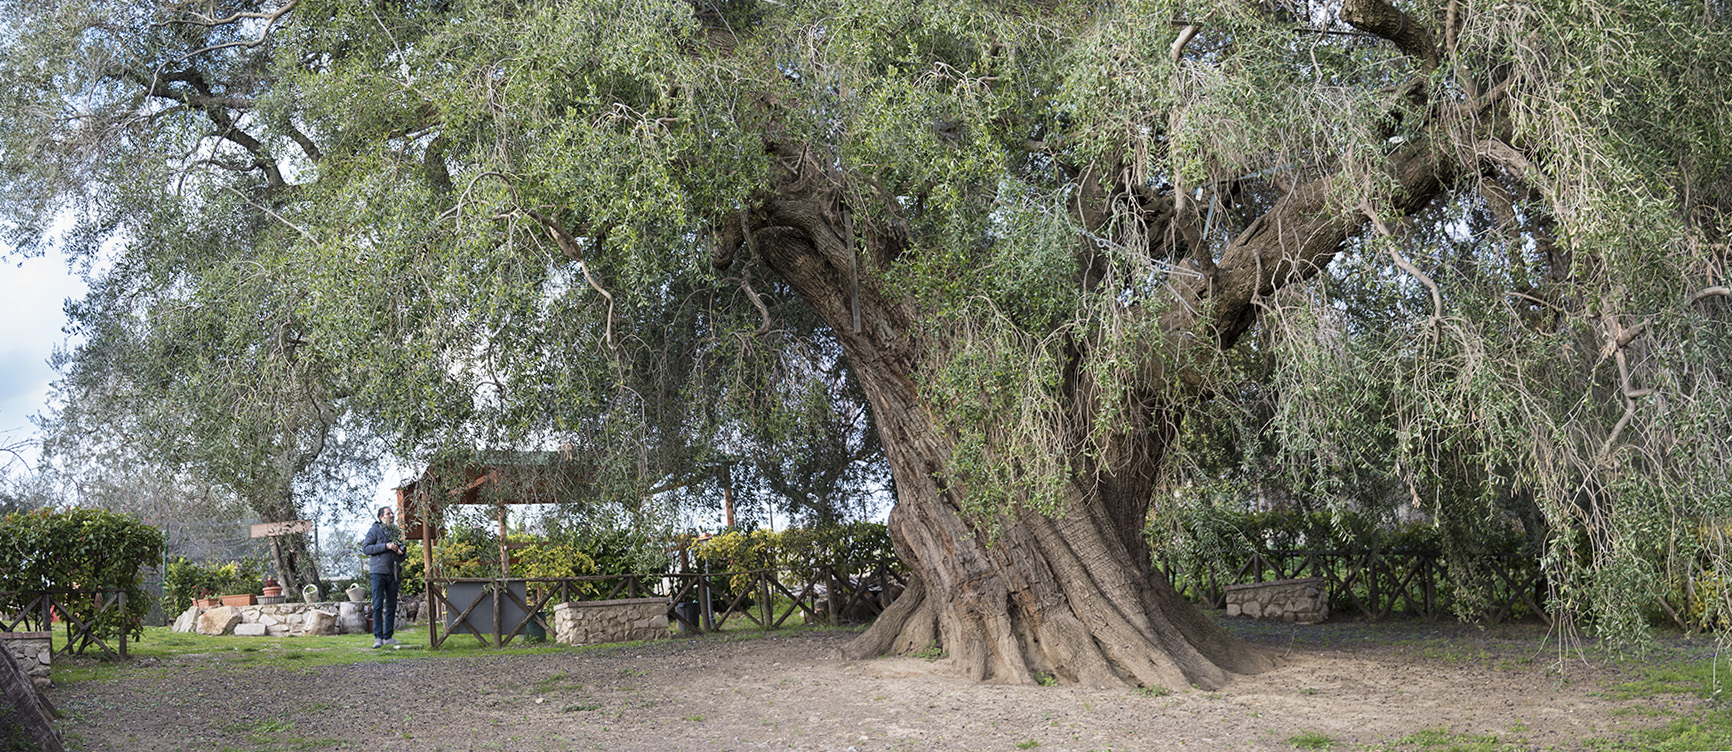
[673,601,702,635]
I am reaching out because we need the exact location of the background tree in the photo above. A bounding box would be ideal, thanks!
[1,0,1727,689]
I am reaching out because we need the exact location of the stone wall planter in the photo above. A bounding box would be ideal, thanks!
[1224,577,1328,624]
[220,594,256,607]
[552,598,670,646]
[0,631,52,689]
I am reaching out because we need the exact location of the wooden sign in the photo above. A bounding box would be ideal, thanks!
[250,520,314,538]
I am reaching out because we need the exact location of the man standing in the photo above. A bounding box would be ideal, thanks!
[361,506,406,648]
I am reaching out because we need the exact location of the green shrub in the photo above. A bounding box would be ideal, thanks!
[0,508,164,648]
[421,521,671,598]
[162,557,267,613]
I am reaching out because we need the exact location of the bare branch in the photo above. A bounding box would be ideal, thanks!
[1169,25,1199,64]
[1363,200,1443,334]
[523,208,619,351]
[225,185,316,244]
[162,1,299,66]
[1688,286,1731,304]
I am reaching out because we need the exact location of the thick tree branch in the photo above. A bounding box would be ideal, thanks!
[1339,0,1439,71]
[1160,139,1451,361]
[1688,286,1730,304]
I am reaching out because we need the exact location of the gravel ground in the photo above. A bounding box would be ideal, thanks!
[44,615,1719,751]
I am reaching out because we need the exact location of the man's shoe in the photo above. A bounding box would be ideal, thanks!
[384,638,402,647]
[372,639,383,648]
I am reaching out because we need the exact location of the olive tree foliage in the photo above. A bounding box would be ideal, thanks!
[0,0,885,538]
[0,5,377,591]
[0,0,1727,685]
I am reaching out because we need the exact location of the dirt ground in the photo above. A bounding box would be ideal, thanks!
[45,615,1723,752]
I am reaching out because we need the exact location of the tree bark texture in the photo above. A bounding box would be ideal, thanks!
[725,127,1450,688]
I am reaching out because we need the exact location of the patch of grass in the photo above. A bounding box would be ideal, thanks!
[1608,658,1728,701]
[1016,740,1040,749]
[911,640,945,661]
[684,715,705,722]
[1420,646,1492,665]
[1136,686,1170,698]
[1287,731,1334,749]
[1298,687,1320,695]
[534,672,582,693]
[561,703,601,712]
[1610,706,1673,719]
[1395,727,1518,752]
[1589,709,1732,751]
[50,625,595,685]
[1036,673,1058,686]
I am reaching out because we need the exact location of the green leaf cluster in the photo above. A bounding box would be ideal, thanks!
[0,508,164,645]
[161,557,268,614]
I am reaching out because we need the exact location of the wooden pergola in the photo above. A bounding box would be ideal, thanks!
[395,452,591,647]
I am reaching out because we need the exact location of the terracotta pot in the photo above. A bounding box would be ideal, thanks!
[220,594,256,607]
[195,598,220,608]
[261,586,284,597]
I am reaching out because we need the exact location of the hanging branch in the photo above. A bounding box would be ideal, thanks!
[1362,200,1443,334]
[523,208,619,352]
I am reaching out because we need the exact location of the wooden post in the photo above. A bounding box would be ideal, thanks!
[496,502,509,578]
[421,493,437,649]
[0,638,63,752]
[719,466,735,529]
[760,571,772,630]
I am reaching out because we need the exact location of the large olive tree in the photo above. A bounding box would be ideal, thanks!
[3,0,1727,688]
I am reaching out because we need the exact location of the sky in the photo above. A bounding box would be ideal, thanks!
[0,243,401,548]
[0,247,84,472]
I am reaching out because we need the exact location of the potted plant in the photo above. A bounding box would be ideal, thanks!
[220,593,256,607]
[261,577,283,597]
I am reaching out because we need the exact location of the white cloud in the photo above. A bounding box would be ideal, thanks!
[0,249,86,464]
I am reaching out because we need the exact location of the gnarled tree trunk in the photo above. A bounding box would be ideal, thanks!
[731,116,1450,686]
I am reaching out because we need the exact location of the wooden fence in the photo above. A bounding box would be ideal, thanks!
[419,547,1551,649]
[0,589,131,659]
[1155,548,1549,624]
[425,559,907,649]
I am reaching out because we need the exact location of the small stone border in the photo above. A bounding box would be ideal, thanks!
[1223,577,1328,624]
[0,631,51,689]
[552,598,671,646]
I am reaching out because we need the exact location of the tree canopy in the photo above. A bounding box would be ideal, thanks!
[1,0,1728,683]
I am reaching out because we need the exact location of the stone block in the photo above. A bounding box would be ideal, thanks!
[233,623,269,637]
[302,610,337,636]
[337,602,365,634]
[172,606,200,633]
[197,606,244,635]
[1,632,51,689]
[265,625,290,637]
[1223,577,1328,623]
